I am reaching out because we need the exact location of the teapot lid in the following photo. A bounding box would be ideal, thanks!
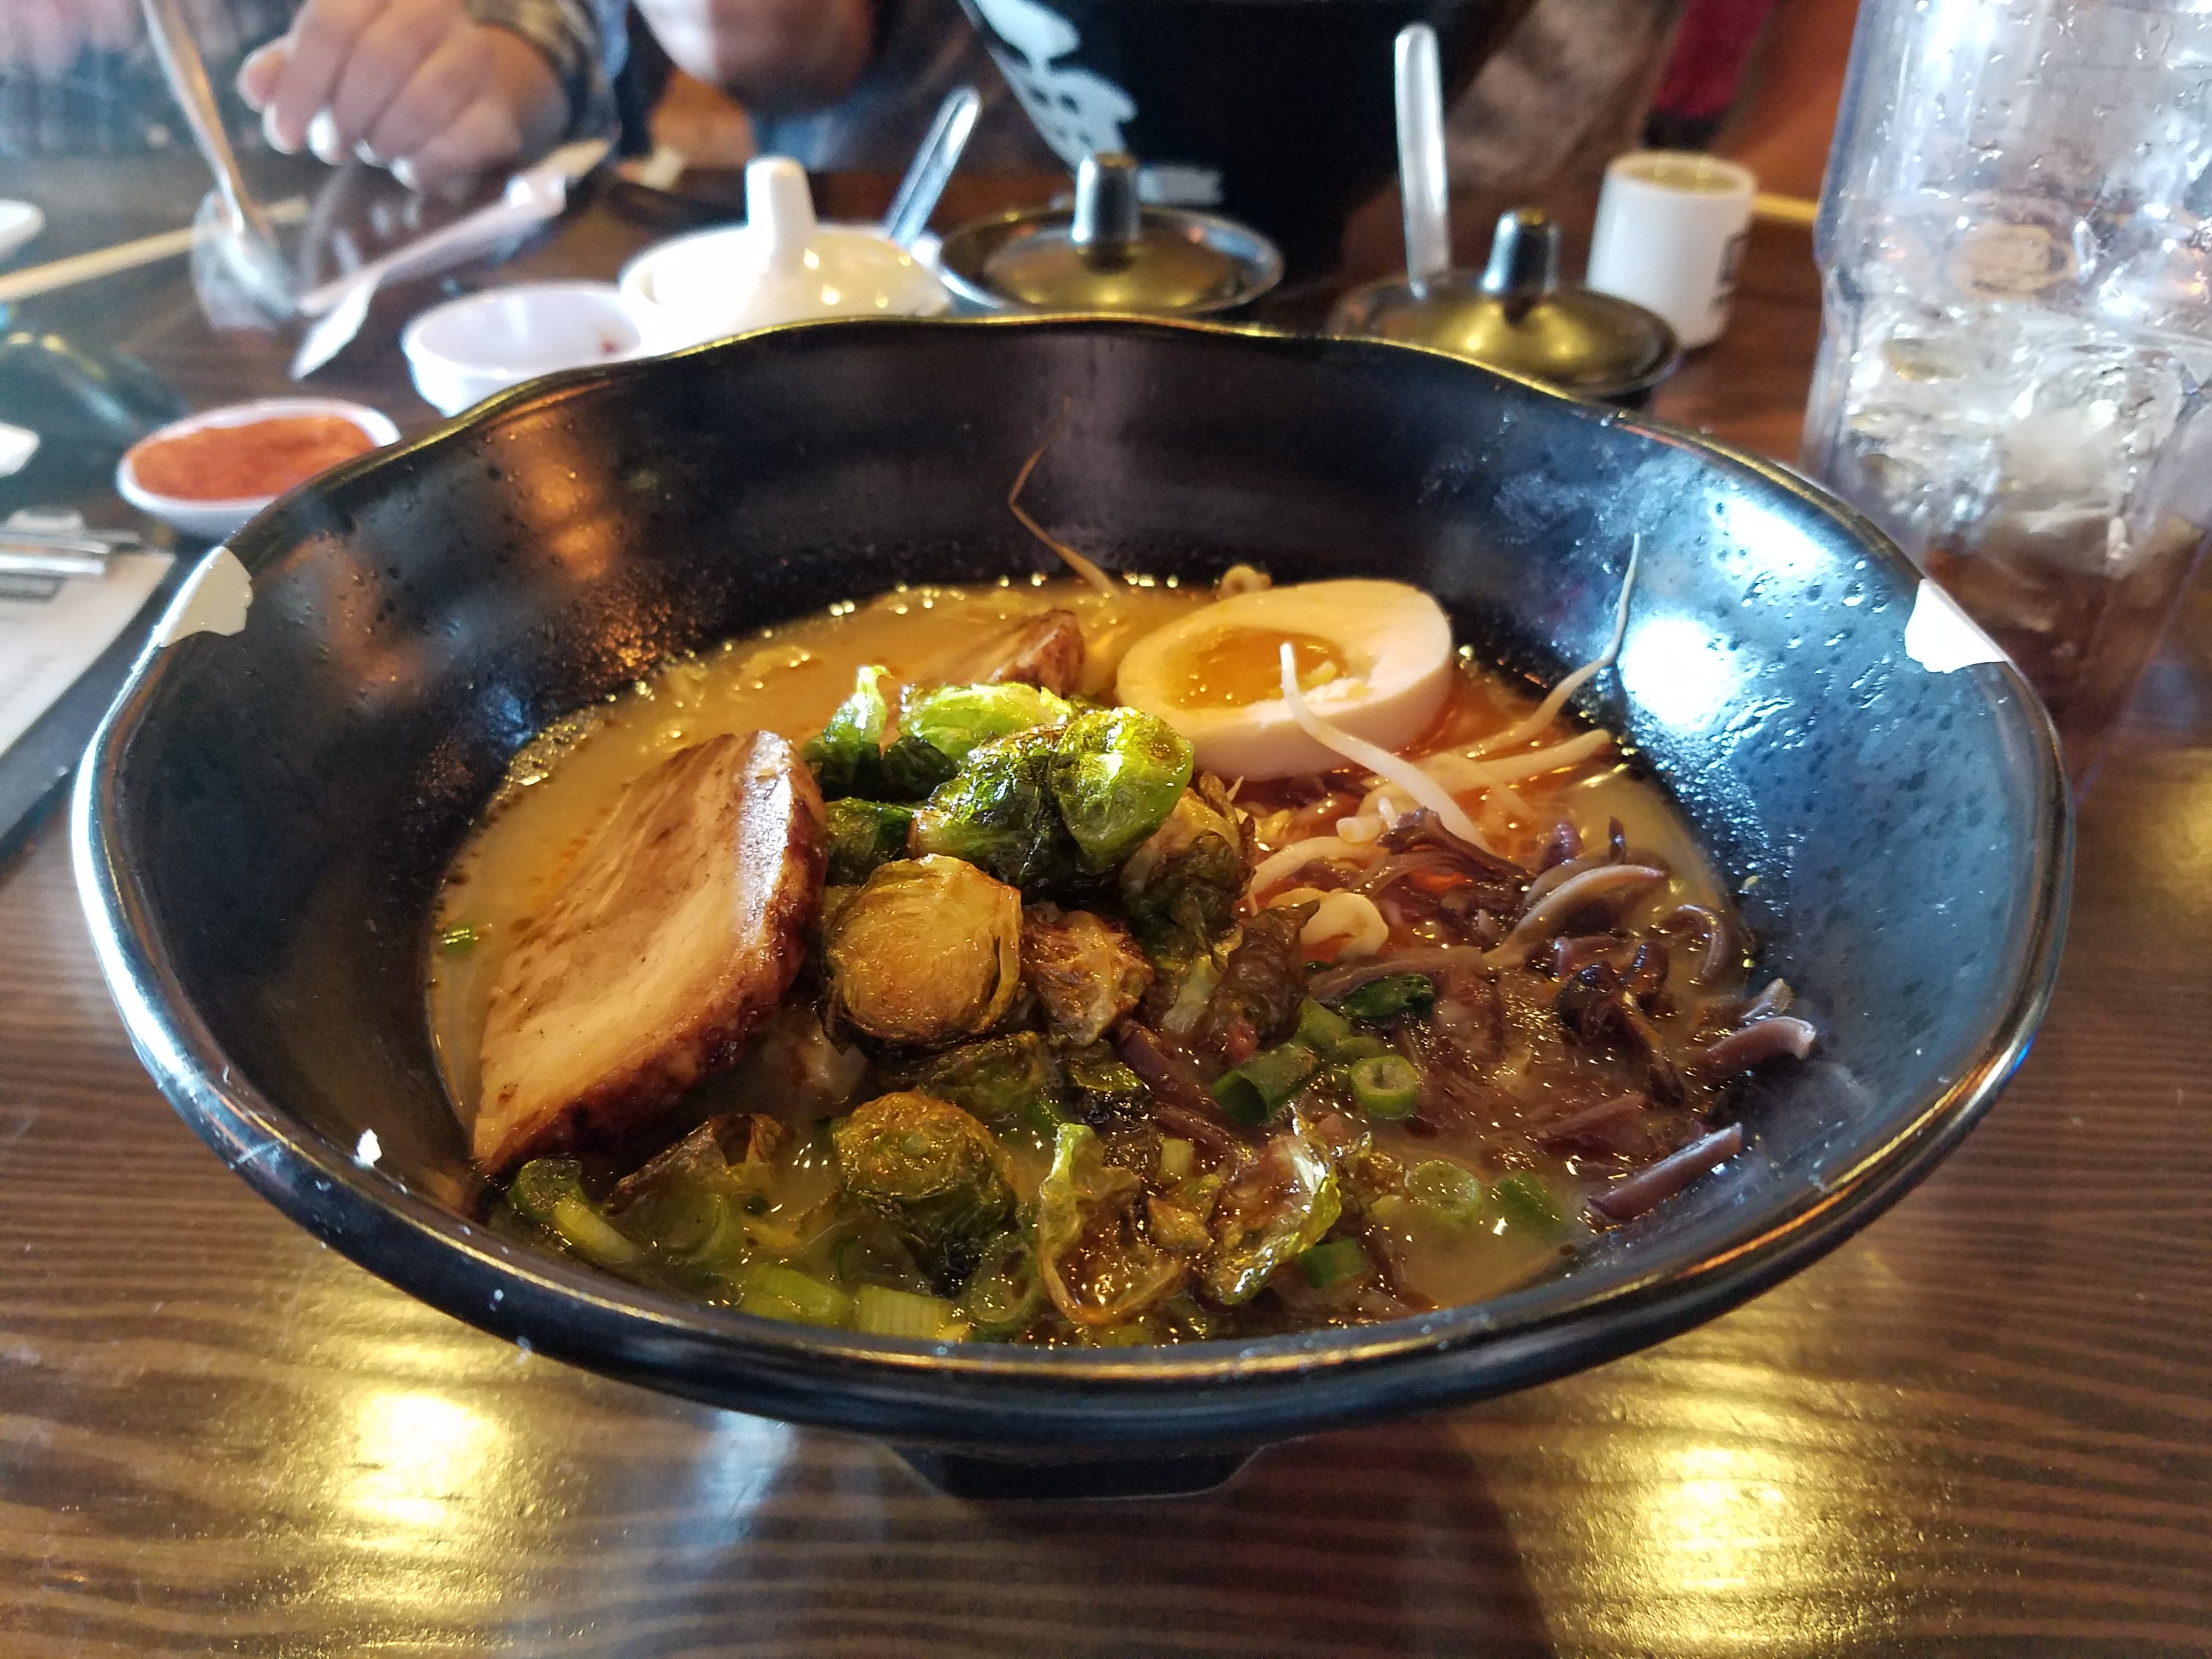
[938,154,1282,316]
[1328,208,1680,399]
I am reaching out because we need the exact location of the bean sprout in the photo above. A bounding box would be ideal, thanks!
[1470,534,1639,759]
[1278,645,1491,851]
[1008,407,1116,598]
[1249,835,1383,899]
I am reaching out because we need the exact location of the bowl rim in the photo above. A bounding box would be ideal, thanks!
[72,315,2074,1444]
[115,396,402,518]
[399,281,642,379]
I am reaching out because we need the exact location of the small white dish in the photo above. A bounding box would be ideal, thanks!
[0,201,43,265]
[117,398,400,541]
[402,281,644,417]
[619,156,947,353]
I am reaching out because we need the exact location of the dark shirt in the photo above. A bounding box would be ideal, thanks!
[750,0,1690,202]
[746,0,1056,175]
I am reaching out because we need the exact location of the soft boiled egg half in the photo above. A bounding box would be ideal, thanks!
[1115,580,1455,779]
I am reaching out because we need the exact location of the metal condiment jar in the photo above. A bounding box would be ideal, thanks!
[1329,208,1682,405]
[938,153,1283,317]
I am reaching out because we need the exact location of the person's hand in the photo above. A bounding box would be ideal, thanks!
[0,0,138,77]
[630,0,872,114]
[236,0,567,194]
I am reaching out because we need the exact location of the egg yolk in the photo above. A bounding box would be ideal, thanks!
[1170,628,1350,708]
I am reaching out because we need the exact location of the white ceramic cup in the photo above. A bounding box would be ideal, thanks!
[1585,151,1757,350]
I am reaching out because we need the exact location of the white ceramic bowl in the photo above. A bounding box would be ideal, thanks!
[401,282,644,417]
[619,223,948,354]
[117,399,400,542]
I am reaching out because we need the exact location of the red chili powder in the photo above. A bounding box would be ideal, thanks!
[130,414,378,501]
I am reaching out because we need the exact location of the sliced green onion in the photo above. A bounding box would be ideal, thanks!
[1210,1040,1321,1126]
[959,1230,1045,1336]
[1158,1137,1195,1182]
[1295,997,1356,1056]
[618,1183,726,1257]
[852,1283,959,1339]
[1350,1053,1421,1119]
[1492,1171,1568,1236]
[1332,1034,1393,1063]
[1334,974,1436,1024]
[1297,1238,1372,1289]
[507,1159,645,1270]
[552,1197,646,1269]
[437,922,479,955]
[681,1201,751,1278]
[738,1262,851,1328]
[1405,1159,1485,1226]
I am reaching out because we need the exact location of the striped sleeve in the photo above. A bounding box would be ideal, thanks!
[466,0,627,141]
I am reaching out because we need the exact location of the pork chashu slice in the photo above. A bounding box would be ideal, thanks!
[473,731,826,1175]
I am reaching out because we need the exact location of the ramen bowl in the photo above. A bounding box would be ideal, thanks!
[74,318,2068,1498]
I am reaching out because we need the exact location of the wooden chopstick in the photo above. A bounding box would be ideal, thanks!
[0,196,308,306]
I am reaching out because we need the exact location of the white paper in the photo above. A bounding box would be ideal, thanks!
[0,552,175,759]
[1903,577,2009,673]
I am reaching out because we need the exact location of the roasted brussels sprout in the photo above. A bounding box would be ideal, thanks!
[1170,905,1313,1060]
[832,1091,1017,1281]
[823,799,916,885]
[1120,777,1250,963]
[958,1227,1047,1336]
[604,1114,782,1289]
[909,729,1085,891]
[1204,1131,1342,1306]
[903,1032,1059,1129]
[1049,707,1194,873]
[878,732,958,800]
[1034,1122,1187,1328]
[1020,902,1153,1047]
[801,667,968,804]
[823,856,1022,1045]
[802,665,891,799]
[901,681,1072,764]
[1063,1041,1150,1119]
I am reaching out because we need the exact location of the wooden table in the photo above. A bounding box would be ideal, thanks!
[1,158,2205,1657]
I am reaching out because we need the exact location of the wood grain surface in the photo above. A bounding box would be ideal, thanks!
[0,160,2207,1658]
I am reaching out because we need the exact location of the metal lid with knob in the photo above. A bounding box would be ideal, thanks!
[938,153,1283,316]
[1328,207,1682,404]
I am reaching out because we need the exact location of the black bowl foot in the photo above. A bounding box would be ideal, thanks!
[895,1446,1255,1501]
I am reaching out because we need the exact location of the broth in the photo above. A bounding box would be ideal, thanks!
[429,576,1785,1346]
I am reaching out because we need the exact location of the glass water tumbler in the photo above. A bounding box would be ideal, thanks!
[1802,0,2212,785]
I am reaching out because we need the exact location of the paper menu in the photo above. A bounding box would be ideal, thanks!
[0,552,176,761]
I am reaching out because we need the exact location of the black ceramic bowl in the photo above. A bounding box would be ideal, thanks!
[75,319,2068,1499]
[952,0,1533,280]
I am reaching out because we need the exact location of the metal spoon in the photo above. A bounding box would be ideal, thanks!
[1395,22,1452,298]
[139,0,295,319]
[882,86,981,251]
